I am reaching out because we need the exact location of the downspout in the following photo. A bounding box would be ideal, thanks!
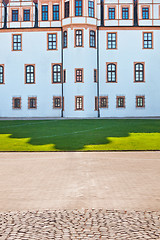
[97,0,104,118]
[97,27,100,118]
[34,2,38,28]
[134,0,138,26]
[100,0,104,26]
[2,0,8,29]
[61,28,64,118]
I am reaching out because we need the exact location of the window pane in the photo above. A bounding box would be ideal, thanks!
[53,65,61,83]
[88,1,94,17]
[75,0,82,16]
[42,5,48,21]
[65,1,69,18]
[53,5,59,20]
[13,35,21,50]
[107,64,116,82]
[48,34,57,50]
[108,33,116,49]
[135,64,144,82]
[76,30,82,46]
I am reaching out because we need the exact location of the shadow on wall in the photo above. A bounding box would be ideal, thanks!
[0,119,160,150]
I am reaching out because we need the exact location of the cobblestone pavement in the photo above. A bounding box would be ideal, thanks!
[0,209,160,240]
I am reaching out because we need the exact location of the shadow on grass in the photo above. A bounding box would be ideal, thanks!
[0,119,160,150]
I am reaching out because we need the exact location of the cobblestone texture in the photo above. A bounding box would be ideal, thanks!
[0,209,160,240]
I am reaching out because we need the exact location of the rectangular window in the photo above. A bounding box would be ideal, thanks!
[107,33,116,49]
[90,30,96,48]
[63,31,67,48]
[12,10,18,21]
[48,33,57,50]
[53,97,61,108]
[143,32,152,49]
[117,96,125,108]
[94,69,97,82]
[88,1,94,17]
[25,65,35,84]
[53,5,59,20]
[136,96,145,108]
[0,65,4,84]
[75,30,83,47]
[65,1,69,18]
[28,97,37,109]
[142,7,149,19]
[122,8,129,19]
[12,97,21,109]
[108,8,115,19]
[75,96,83,110]
[42,5,48,21]
[75,0,82,16]
[23,9,30,21]
[100,97,108,108]
[12,34,22,51]
[75,69,83,82]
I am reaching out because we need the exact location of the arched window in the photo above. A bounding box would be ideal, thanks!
[90,30,95,47]
[26,65,35,83]
[0,65,4,84]
[135,63,144,82]
[107,63,116,82]
[52,64,61,83]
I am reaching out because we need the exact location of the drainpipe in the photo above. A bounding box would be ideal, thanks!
[100,0,104,26]
[134,0,138,26]
[97,27,100,118]
[2,0,8,29]
[33,0,38,28]
[61,28,64,118]
[97,1,104,118]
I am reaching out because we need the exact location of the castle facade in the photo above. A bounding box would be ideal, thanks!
[0,0,160,118]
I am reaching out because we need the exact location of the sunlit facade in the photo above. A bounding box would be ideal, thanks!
[0,0,160,117]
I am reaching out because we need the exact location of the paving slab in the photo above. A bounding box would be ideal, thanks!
[0,152,160,212]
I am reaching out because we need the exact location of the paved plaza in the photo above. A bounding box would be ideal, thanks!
[0,152,160,239]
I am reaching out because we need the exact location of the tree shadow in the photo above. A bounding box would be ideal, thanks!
[0,119,160,151]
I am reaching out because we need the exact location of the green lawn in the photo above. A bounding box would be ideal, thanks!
[0,119,160,151]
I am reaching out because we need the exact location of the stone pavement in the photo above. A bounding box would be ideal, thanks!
[0,152,160,239]
[0,152,160,212]
[0,209,160,240]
